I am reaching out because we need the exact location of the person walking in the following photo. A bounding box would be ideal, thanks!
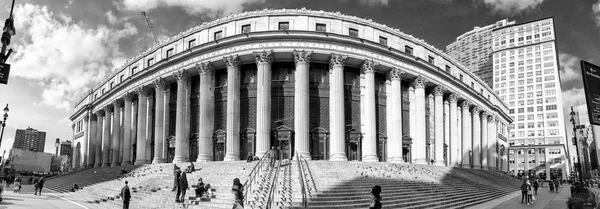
[34,177,44,195]
[231,185,244,209]
[549,180,554,192]
[177,172,189,203]
[121,181,131,209]
[554,180,559,192]
[527,181,534,205]
[369,185,382,209]
[520,180,529,204]
[172,165,180,191]
[533,180,539,195]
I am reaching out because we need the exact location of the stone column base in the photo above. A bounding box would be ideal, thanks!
[434,161,446,166]
[414,159,428,165]
[102,163,110,167]
[461,164,471,169]
[224,153,240,161]
[329,153,348,161]
[196,154,212,162]
[134,160,147,165]
[172,157,187,164]
[152,158,164,164]
[121,161,131,166]
[388,157,405,163]
[473,164,482,169]
[111,162,121,167]
[293,152,311,161]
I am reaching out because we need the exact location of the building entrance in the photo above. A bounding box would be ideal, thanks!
[402,135,413,163]
[166,136,175,163]
[310,128,329,160]
[273,125,293,160]
[241,128,256,160]
[213,129,226,161]
[346,129,361,161]
[377,133,387,162]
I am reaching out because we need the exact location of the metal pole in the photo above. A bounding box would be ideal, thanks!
[1,0,16,63]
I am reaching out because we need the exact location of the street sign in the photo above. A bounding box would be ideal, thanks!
[0,63,10,84]
[580,61,600,126]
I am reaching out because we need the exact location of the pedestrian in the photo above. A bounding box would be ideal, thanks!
[231,185,244,209]
[533,180,539,195]
[172,165,180,191]
[233,178,243,192]
[554,180,559,192]
[175,170,182,202]
[369,185,382,209]
[520,180,529,204]
[194,178,205,197]
[177,172,189,203]
[527,181,534,205]
[549,180,554,192]
[34,177,44,195]
[121,181,131,209]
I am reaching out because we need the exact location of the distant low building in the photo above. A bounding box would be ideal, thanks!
[9,148,52,173]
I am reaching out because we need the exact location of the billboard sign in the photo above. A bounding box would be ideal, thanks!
[580,61,600,125]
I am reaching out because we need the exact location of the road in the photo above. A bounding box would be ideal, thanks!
[0,184,88,209]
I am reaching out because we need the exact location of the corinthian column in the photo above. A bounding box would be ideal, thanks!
[413,76,427,165]
[122,93,134,166]
[145,91,154,163]
[173,70,189,163]
[449,94,459,167]
[472,106,481,169]
[329,53,348,161]
[481,111,488,170]
[111,99,123,166]
[88,114,97,168]
[82,115,89,168]
[152,78,166,164]
[134,86,150,165]
[433,87,445,166]
[94,110,104,168]
[444,100,450,166]
[224,55,242,160]
[361,59,379,162]
[102,105,113,167]
[489,115,497,170]
[254,51,272,160]
[461,101,471,169]
[293,50,311,160]
[408,86,415,163]
[389,68,404,163]
[197,62,215,162]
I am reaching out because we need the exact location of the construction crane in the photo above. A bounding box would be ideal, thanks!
[141,11,158,44]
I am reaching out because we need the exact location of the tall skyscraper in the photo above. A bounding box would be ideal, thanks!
[490,17,569,180]
[13,127,46,152]
[446,19,515,88]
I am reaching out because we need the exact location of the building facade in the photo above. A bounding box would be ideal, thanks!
[13,127,46,152]
[446,19,515,88]
[69,9,511,171]
[60,141,72,157]
[491,17,570,180]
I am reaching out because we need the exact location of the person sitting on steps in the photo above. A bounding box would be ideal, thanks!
[194,178,205,197]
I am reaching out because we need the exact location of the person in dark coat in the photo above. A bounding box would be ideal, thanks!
[121,181,131,209]
[231,185,244,208]
[195,178,205,197]
[369,185,382,209]
[34,177,44,195]
[176,172,189,203]
[172,165,180,191]
[533,180,539,195]
[233,178,243,192]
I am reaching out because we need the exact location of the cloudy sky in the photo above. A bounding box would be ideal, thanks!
[0,0,598,156]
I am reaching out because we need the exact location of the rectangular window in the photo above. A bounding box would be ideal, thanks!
[147,58,154,67]
[404,46,413,55]
[188,39,196,48]
[131,66,137,75]
[445,65,451,72]
[110,82,114,89]
[278,22,289,30]
[316,23,326,32]
[166,48,174,58]
[120,75,124,82]
[349,28,359,37]
[214,30,223,40]
[379,36,388,45]
[428,56,434,64]
[241,24,251,33]
[546,104,557,110]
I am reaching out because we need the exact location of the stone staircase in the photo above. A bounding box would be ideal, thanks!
[45,165,145,193]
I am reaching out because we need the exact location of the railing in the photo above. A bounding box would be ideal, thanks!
[301,154,318,192]
[243,151,271,205]
[296,151,308,208]
[266,159,282,209]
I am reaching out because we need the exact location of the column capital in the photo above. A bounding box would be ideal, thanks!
[444,100,449,105]
[361,59,379,74]
[489,115,497,123]
[411,76,427,89]
[135,86,152,96]
[293,50,312,64]
[329,53,347,68]
[408,86,415,92]
[196,62,214,75]
[173,70,190,82]
[389,68,405,81]
[471,106,481,115]
[448,94,459,103]
[153,77,167,89]
[223,55,240,68]
[254,50,273,64]
[457,106,462,112]
[123,92,136,102]
[481,111,488,119]
[428,93,434,99]
[91,114,98,121]
[97,109,106,116]
[461,101,471,109]
[433,86,445,96]
[113,99,124,108]
[103,104,114,113]
[83,115,90,121]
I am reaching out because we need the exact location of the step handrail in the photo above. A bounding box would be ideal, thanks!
[296,151,308,208]
[302,155,317,192]
[243,151,271,204]
[266,159,282,209]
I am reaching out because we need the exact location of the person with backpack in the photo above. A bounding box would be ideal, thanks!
[520,180,529,204]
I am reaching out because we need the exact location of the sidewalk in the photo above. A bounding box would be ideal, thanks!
[0,184,88,209]
[493,184,571,209]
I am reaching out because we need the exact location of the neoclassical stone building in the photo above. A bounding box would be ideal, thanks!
[69,9,512,171]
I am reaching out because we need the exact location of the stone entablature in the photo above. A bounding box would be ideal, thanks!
[72,9,507,113]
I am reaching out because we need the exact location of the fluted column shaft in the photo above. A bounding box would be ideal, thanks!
[173,71,189,163]
[197,62,215,162]
[481,113,488,170]
[135,87,149,165]
[294,50,311,160]
[163,89,170,161]
[81,116,89,168]
[434,87,444,166]
[223,56,241,160]
[71,125,76,169]
[153,78,166,164]
[413,77,427,165]
[408,87,416,163]
[389,69,403,163]
[329,54,347,161]
[94,111,103,167]
[122,94,133,165]
[444,100,450,166]
[111,101,122,166]
[88,115,97,168]
[362,60,379,162]
[146,93,154,163]
[472,108,481,169]
[489,118,498,169]
[102,106,112,167]
[461,102,471,169]
[184,79,191,160]
[449,95,459,167]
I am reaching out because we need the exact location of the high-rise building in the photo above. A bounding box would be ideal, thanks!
[13,127,46,152]
[60,141,72,157]
[446,19,515,88]
[490,17,570,180]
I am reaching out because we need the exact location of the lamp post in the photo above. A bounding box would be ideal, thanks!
[1,0,17,64]
[570,106,584,185]
[55,138,60,156]
[0,104,9,152]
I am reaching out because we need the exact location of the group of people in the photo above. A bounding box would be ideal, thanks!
[5,176,44,195]
[172,165,189,203]
[520,179,562,205]
[548,179,561,192]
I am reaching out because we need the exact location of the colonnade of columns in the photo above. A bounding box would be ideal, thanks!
[72,51,506,171]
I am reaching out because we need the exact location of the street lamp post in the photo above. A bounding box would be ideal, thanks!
[1,0,17,64]
[570,106,584,185]
[0,104,9,152]
[55,138,60,156]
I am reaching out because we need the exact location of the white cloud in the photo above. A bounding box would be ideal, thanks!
[106,10,118,25]
[11,4,137,110]
[593,0,600,27]
[358,0,389,6]
[480,0,544,15]
[121,0,265,18]
[559,53,581,83]
[562,88,587,115]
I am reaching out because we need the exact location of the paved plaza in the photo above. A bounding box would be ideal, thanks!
[492,184,571,209]
[0,185,87,209]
